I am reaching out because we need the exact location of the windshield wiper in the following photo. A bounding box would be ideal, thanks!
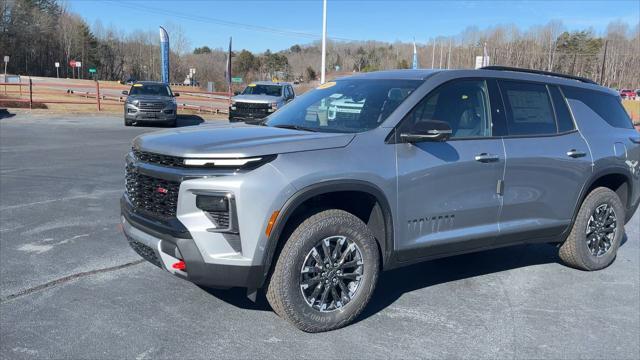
[271,124,318,132]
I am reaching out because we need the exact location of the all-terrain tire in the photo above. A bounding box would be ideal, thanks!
[559,187,625,271]
[266,209,380,332]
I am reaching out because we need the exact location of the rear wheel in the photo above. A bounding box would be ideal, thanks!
[266,209,380,332]
[559,187,625,271]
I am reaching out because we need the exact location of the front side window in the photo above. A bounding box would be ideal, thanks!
[499,81,556,136]
[129,84,172,97]
[265,79,421,133]
[400,79,492,138]
[562,86,633,129]
[242,84,283,97]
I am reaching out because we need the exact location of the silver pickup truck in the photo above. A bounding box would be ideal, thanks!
[229,81,295,124]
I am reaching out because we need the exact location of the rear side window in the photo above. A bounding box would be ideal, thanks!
[562,86,633,129]
[499,81,556,136]
[549,86,575,132]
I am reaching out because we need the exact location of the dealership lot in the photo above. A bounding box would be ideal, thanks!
[0,112,638,359]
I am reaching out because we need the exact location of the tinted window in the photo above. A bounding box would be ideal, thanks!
[243,84,282,96]
[549,86,575,132]
[562,86,633,129]
[129,84,172,96]
[499,81,556,136]
[401,79,491,138]
[265,79,421,133]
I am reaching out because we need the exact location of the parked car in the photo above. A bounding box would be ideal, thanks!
[229,81,295,124]
[122,67,639,332]
[122,81,179,127]
[620,89,636,100]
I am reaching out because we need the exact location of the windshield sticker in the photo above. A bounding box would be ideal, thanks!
[317,82,336,90]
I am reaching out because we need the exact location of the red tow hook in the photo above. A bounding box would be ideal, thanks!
[172,260,186,271]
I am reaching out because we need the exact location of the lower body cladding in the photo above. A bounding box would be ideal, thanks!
[121,198,264,289]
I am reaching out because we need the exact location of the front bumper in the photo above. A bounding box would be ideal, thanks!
[125,103,177,121]
[121,196,264,289]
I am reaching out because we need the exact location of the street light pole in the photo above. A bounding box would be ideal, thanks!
[320,0,327,84]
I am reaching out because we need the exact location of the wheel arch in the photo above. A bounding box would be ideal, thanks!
[261,180,394,286]
[568,168,634,234]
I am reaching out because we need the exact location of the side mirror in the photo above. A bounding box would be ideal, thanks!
[400,120,452,143]
[234,91,241,96]
[173,92,180,97]
[121,90,128,95]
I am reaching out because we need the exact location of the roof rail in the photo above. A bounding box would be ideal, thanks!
[480,66,598,85]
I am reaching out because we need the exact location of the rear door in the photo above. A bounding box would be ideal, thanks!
[495,80,593,245]
[395,78,505,261]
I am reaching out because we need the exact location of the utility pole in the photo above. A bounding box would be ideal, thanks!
[446,39,452,69]
[599,40,608,85]
[431,40,436,69]
[320,0,327,84]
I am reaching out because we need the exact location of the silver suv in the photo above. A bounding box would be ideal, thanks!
[229,81,295,124]
[123,82,179,127]
[121,67,640,332]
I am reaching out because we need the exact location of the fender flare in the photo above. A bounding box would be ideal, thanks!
[567,166,634,236]
[260,180,394,284]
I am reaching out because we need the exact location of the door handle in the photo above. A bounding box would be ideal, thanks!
[474,153,500,163]
[566,149,587,158]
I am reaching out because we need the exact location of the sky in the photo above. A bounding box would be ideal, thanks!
[68,0,640,53]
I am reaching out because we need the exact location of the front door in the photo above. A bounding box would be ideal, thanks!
[395,78,505,261]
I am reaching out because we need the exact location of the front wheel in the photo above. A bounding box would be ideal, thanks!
[266,209,380,332]
[559,187,625,271]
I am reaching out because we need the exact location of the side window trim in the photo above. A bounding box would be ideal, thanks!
[394,77,494,141]
[551,85,578,133]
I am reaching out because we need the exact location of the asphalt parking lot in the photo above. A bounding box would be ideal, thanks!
[1,111,639,359]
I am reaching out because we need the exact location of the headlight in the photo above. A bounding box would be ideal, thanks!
[127,99,139,106]
[268,102,278,112]
[230,99,236,105]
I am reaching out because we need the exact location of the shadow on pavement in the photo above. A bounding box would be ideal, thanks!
[0,108,16,119]
[175,114,205,127]
[198,230,631,321]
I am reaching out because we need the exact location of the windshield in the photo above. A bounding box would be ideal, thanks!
[242,84,283,96]
[265,79,421,133]
[129,84,173,97]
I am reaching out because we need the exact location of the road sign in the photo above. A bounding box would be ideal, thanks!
[3,56,8,63]
[76,61,82,68]
[88,68,96,73]
[69,60,76,67]
[231,77,242,83]
[55,62,60,68]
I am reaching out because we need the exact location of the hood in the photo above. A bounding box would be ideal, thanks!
[128,95,172,101]
[133,124,355,158]
[232,94,281,103]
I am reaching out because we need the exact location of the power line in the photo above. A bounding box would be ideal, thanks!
[107,0,357,42]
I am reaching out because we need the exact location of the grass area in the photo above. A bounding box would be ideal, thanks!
[622,100,640,124]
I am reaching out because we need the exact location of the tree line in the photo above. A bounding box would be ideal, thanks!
[1,0,638,89]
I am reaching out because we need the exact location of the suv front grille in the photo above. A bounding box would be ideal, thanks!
[138,102,165,110]
[133,149,185,168]
[125,164,180,218]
